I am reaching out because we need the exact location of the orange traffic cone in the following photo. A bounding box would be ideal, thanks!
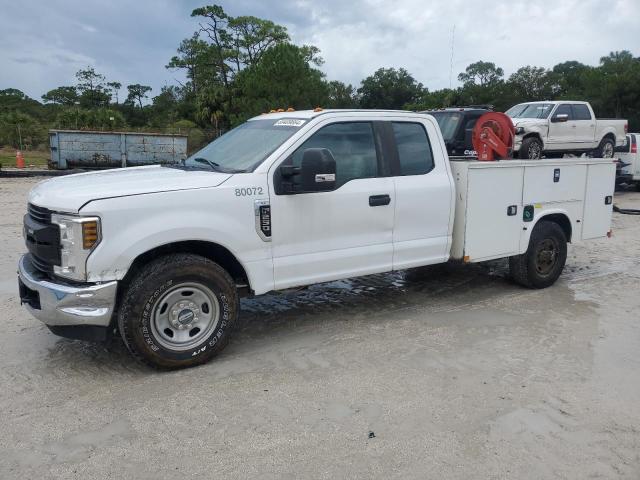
[16,151,25,169]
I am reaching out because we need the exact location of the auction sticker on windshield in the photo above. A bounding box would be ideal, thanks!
[274,119,306,127]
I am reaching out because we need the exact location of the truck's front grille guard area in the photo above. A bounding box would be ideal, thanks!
[30,254,55,273]
[26,203,59,274]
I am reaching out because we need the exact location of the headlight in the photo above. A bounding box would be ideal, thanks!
[51,214,101,281]
[515,127,525,135]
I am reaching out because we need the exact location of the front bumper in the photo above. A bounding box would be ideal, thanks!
[18,254,118,328]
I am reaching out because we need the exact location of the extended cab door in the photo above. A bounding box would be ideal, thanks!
[387,118,454,269]
[269,120,394,290]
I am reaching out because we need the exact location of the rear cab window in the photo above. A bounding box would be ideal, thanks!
[392,122,434,175]
[572,104,592,121]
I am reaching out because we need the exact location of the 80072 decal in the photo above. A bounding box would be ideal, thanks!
[235,187,263,196]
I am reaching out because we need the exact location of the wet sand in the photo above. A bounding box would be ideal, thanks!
[1,177,639,479]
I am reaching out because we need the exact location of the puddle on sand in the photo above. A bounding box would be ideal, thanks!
[5,419,134,467]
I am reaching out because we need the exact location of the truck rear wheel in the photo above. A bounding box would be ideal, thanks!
[519,137,543,159]
[594,137,615,158]
[509,220,567,289]
[118,253,239,369]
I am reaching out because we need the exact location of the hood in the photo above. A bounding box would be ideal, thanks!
[29,165,232,212]
[509,117,547,129]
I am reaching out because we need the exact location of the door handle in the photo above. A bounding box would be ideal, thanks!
[369,194,391,207]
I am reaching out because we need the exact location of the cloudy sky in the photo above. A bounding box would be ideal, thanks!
[1,0,638,101]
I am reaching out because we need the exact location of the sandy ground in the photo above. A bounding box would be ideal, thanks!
[1,176,639,479]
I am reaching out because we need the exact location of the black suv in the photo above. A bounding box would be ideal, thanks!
[421,106,491,157]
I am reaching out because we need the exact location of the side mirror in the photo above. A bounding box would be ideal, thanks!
[552,113,569,123]
[300,148,336,192]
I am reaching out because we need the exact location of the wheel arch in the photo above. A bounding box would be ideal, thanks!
[532,212,573,243]
[121,240,251,292]
[523,131,543,142]
[602,132,616,143]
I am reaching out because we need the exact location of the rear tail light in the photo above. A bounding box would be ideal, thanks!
[624,122,628,134]
[632,144,637,154]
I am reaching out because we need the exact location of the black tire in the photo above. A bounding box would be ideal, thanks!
[509,220,567,289]
[635,182,640,192]
[593,137,615,158]
[118,253,239,369]
[519,137,543,159]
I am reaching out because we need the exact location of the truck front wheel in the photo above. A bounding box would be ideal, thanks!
[118,253,239,369]
[518,137,543,159]
[509,221,567,289]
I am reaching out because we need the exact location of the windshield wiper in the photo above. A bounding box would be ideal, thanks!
[192,157,245,173]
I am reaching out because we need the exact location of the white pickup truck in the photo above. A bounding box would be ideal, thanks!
[18,109,616,369]
[506,101,627,159]
[616,133,640,190]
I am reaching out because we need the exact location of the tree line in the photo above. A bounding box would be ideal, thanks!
[1,3,639,152]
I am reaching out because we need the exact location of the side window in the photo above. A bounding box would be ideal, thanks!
[554,104,573,120]
[572,104,592,120]
[464,117,479,132]
[392,122,434,176]
[291,122,378,188]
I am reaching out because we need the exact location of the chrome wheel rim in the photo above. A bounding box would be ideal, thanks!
[528,141,541,159]
[601,142,614,158]
[150,283,219,351]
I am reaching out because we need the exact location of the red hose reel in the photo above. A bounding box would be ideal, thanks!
[472,112,515,161]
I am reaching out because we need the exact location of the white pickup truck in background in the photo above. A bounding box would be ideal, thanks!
[616,133,640,190]
[506,101,627,159]
[17,109,616,369]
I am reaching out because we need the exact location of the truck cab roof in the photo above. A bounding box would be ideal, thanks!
[516,100,590,105]
[249,109,415,122]
[421,106,491,114]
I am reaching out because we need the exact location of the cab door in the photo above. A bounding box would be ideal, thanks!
[269,120,394,290]
[387,119,453,269]
[548,104,575,149]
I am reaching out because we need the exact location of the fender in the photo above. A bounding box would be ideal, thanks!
[80,184,275,294]
[520,206,575,254]
[515,124,547,151]
[598,129,616,144]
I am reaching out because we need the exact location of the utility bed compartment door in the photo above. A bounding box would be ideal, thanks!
[464,167,523,261]
[522,164,586,204]
[582,162,615,240]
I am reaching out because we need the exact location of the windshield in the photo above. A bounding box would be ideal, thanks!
[506,103,554,119]
[184,118,304,172]
[429,112,462,142]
